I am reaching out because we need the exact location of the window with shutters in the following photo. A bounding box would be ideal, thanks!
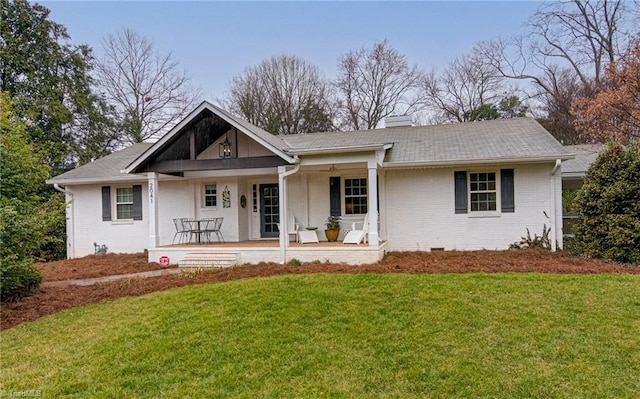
[455,169,513,215]
[102,185,142,222]
[344,178,367,215]
[115,187,134,220]
[469,172,497,212]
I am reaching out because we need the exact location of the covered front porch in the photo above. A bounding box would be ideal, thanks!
[149,240,388,267]
[126,101,388,266]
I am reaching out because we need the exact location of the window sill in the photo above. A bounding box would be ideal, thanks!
[112,220,134,225]
[468,212,501,218]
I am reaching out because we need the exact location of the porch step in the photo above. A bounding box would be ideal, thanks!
[178,252,239,268]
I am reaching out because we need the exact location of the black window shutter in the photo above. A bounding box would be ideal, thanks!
[101,186,111,221]
[132,185,143,220]
[501,169,515,213]
[454,171,468,214]
[329,177,341,216]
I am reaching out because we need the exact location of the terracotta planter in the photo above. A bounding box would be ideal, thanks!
[325,229,340,242]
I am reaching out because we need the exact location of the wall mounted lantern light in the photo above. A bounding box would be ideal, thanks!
[219,136,232,158]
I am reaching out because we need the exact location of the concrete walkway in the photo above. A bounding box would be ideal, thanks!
[41,268,184,288]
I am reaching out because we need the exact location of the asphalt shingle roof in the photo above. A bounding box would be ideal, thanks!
[282,117,572,164]
[48,116,573,184]
[47,143,152,184]
[561,144,603,176]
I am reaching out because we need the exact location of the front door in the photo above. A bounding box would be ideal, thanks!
[260,184,279,238]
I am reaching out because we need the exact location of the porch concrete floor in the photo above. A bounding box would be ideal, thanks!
[163,240,379,248]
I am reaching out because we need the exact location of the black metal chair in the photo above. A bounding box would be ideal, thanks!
[172,218,190,244]
[181,218,200,243]
[198,218,217,244]
[211,217,225,243]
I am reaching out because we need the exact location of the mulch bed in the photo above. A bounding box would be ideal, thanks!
[34,252,174,281]
[2,250,637,331]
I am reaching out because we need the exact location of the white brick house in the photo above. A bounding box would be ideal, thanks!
[48,101,574,265]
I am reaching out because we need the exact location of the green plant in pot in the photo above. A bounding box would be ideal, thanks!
[324,215,341,242]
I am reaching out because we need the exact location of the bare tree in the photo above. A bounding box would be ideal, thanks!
[479,1,633,93]
[95,29,199,144]
[225,54,337,135]
[476,0,637,142]
[420,47,519,123]
[335,40,422,130]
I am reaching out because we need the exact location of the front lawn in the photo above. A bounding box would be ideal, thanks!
[1,273,639,398]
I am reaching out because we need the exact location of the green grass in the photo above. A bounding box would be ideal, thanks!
[1,273,639,398]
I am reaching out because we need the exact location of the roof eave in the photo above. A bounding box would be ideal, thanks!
[383,154,574,169]
[288,143,392,156]
[561,172,587,179]
[46,174,149,186]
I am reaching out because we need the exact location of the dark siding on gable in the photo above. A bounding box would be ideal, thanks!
[501,169,515,213]
[454,171,468,214]
[101,186,111,221]
[132,185,143,221]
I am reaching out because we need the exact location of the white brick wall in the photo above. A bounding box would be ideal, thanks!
[69,183,149,257]
[66,161,560,261]
[384,163,556,251]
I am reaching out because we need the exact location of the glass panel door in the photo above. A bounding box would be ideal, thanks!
[260,184,279,238]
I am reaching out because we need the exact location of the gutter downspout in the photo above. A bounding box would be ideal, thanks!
[278,156,301,264]
[54,184,75,259]
[550,159,562,251]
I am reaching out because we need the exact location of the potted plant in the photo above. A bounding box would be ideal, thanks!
[324,215,341,242]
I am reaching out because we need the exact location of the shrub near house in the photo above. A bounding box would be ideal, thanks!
[0,94,46,302]
[574,143,640,264]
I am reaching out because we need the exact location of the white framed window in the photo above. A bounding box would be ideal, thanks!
[102,185,142,222]
[469,172,497,212]
[455,169,513,215]
[344,178,367,215]
[203,184,217,207]
[115,187,134,220]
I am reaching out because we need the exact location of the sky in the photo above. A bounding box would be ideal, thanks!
[42,1,542,103]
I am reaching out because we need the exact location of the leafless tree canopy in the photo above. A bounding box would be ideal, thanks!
[95,29,199,144]
[225,54,336,135]
[420,47,515,123]
[528,0,630,93]
[477,0,633,93]
[475,0,636,143]
[335,40,422,130]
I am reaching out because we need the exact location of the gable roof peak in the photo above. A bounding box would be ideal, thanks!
[124,101,295,173]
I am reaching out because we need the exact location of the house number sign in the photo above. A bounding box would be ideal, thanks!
[149,182,154,204]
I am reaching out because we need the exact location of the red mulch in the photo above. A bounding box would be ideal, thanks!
[33,252,174,281]
[1,250,637,331]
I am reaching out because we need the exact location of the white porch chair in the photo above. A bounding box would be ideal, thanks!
[298,230,319,244]
[343,213,370,244]
[277,212,300,242]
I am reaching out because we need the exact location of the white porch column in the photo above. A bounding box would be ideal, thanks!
[148,172,159,249]
[278,166,288,263]
[278,161,301,263]
[367,160,379,247]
